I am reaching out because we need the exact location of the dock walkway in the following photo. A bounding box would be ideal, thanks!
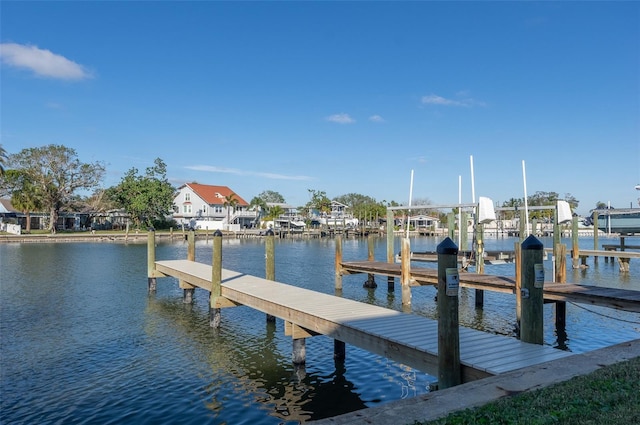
[154,259,572,382]
[339,261,640,313]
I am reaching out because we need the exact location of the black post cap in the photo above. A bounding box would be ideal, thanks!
[521,234,543,250]
[213,230,223,237]
[266,229,274,236]
[437,237,459,255]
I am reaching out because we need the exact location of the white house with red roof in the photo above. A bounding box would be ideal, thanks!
[173,183,257,231]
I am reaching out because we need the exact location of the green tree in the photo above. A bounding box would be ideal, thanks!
[249,196,268,224]
[0,144,7,176]
[306,189,331,215]
[2,169,43,232]
[223,192,239,230]
[595,201,607,210]
[107,158,174,229]
[256,190,285,204]
[7,144,105,233]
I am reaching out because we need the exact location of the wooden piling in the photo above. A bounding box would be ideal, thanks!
[514,242,522,333]
[520,235,544,345]
[181,230,196,303]
[593,215,599,264]
[401,238,412,307]
[335,235,343,290]
[571,217,579,269]
[293,338,306,365]
[363,235,377,288]
[437,237,461,389]
[447,213,455,239]
[555,243,567,331]
[334,340,346,361]
[265,229,276,322]
[147,230,157,292]
[475,223,485,308]
[210,230,223,328]
[386,209,395,291]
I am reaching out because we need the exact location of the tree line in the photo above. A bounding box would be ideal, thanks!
[0,144,585,234]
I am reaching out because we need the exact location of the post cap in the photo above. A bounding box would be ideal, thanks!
[437,237,459,255]
[266,229,274,236]
[521,234,543,250]
[213,230,223,237]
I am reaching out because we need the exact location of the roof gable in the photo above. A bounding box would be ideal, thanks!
[184,183,249,206]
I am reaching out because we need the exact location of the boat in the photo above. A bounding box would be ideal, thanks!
[590,209,640,235]
[586,185,640,235]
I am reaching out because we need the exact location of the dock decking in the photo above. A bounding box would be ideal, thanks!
[154,259,572,383]
[339,261,640,313]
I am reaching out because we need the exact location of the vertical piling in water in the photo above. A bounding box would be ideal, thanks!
[147,229,157,292]
[520,235,544,345]
[386,209,395,291]
[335,235,343,291]
[475,223,485,308]
[401,238,412,307]
[334,340,346,361]
[437,237,461,389]
[593,215,599,264]
[571,217,579,269]
[447,213,455,239]
[293,338,306,365]
[181,230,196,304]
[210,229,223,328]
[363,234,377,288]
[555,243,567,331]
[265,229,276,322]
[514,242,522,334]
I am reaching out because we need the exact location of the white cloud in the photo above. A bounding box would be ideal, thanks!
[325,113,355,124]
[369,115,385,122]
[421,93,485,107]
[0,43,93,80]
[185,165,312,181]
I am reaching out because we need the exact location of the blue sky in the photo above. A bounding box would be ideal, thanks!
[1,1,638,215]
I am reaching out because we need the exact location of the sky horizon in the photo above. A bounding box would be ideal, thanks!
[1,2,639,215]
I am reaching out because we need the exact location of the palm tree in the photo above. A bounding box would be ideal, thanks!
[11,179,42,233]
[249,196,267,227]
[0,144,8,176]
[223,193,239,230]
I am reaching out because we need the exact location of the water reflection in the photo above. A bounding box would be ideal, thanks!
[145,293,368,423]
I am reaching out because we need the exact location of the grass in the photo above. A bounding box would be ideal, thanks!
[416,356,640,425]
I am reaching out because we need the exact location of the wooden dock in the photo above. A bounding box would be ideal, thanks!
[152,259,572,383]
[338,261,640,313]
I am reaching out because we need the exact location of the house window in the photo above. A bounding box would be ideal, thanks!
[185,193,191,201]
[214,206,223,214]
[183,205,192,214]
[202,205,207,214]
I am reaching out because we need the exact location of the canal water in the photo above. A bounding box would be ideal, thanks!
[1,236,638,424]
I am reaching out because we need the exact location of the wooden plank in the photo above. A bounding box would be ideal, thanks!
[154,259,573,383]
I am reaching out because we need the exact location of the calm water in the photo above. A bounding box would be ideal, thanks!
[1,236,639,424]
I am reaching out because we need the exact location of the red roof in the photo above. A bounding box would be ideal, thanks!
[183,183,249,206]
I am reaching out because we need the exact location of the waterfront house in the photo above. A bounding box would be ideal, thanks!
[173,183,255,231]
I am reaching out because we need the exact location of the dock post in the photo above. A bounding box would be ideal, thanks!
[514,242,522,334]
[363,234,377,288]
[593,215,599,264]
[437,237,461,389]
[554,243,567,333]
[386,209,395,291]
[401,237,412,307]
[293,338,306,365]
[475,223,485,308]
[335,235,343,291]
[210,229,223,328]
[571,217,579,269]
[520,235,544,345]
[334,340,346,361]
[265,229,276,322]
[447,213,455,239]
[181,230,196,304]
[147,229,157,292]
